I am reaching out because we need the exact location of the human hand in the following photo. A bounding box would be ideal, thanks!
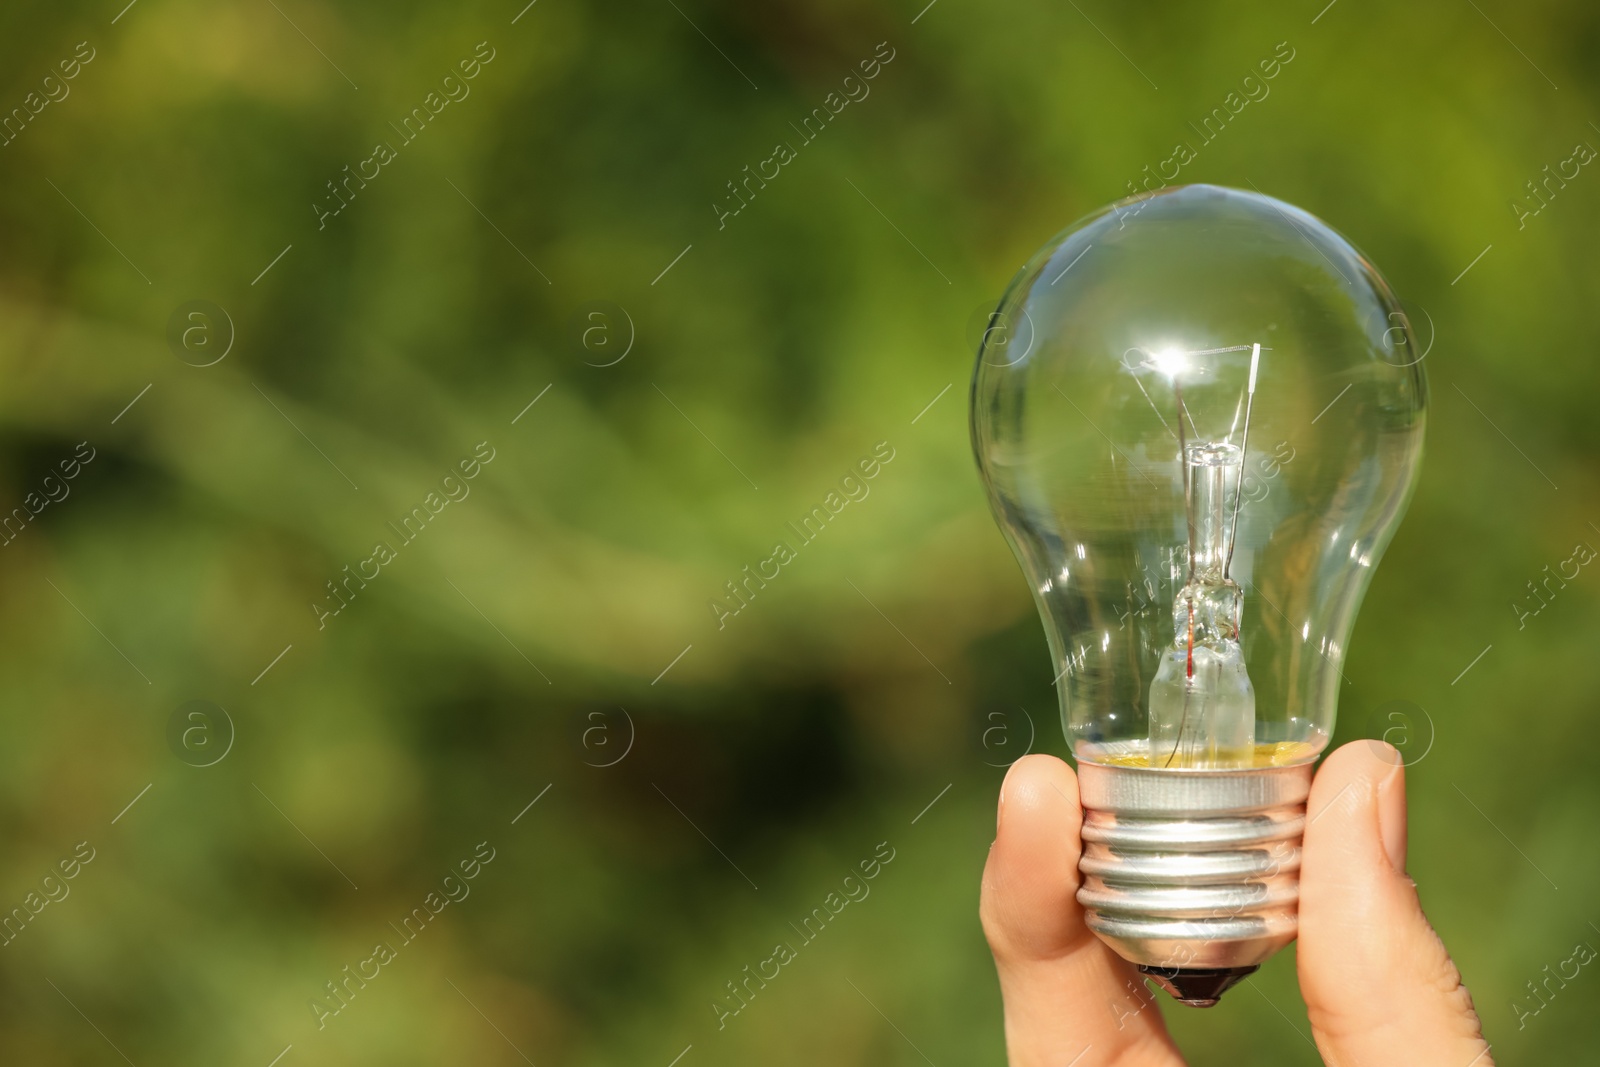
[979,742,1492,1065]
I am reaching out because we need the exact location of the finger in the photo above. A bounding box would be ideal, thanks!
[980,754,1184,1067]
[1298,741,1493,1066]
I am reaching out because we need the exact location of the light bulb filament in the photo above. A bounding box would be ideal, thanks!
[1153,347,1262,768]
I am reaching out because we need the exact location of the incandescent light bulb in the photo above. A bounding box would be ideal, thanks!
[970,185,1426,1006]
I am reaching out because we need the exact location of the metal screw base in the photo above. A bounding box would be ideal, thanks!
[1075,753,1313,1000]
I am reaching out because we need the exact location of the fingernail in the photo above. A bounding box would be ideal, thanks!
[997,757,1028,833]
[1372,745,1407,872]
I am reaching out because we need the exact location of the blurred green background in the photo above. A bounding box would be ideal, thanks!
[0,0,1596,1063]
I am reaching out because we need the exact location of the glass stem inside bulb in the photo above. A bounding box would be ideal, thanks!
[1149,441,1255,767]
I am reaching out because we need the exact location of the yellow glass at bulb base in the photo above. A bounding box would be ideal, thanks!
[1086,739,1321,770]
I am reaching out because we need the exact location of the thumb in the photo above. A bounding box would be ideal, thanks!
[1298,741,1492,1066]
[979,755,1182,1067]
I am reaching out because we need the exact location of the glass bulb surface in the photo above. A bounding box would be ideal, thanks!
[971,184,1425,771]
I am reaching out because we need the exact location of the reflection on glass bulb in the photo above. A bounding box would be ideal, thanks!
[1149,346,1190,379]
[970,184,1426,1003]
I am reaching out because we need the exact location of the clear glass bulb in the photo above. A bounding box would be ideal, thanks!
[971,184,1426,772]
